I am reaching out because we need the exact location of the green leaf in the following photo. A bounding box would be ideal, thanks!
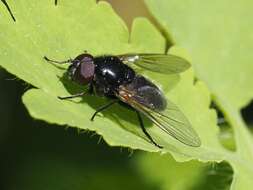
[143,0,253,189]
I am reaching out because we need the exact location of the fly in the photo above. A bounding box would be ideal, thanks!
[44,52,201,148]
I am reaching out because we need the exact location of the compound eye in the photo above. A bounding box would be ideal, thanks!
[74,53,94,63]
[82,55,93,63]
[69,53,95,84]
[79,61,95,82]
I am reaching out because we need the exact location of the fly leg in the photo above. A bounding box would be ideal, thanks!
[1,0,16,22]
[55,0,58,5]
[44,56,72,64]
[58,84,93,100]
[91,100,118,121]
[136,111,163,149]
[58,92,87,100]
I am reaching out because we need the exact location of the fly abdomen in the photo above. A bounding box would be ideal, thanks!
[137,85,167,111]
[121,75,167,111]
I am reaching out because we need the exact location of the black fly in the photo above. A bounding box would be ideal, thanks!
[44,53,201,148]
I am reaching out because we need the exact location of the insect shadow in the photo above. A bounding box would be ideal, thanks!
[45,51,199,150]
[57,72,157,144]
[54,70,187,151]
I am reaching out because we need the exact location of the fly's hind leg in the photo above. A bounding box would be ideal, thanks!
[136,110,163,149]
[91,100,118,121]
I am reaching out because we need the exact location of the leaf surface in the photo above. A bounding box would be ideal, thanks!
[143,0,253,189]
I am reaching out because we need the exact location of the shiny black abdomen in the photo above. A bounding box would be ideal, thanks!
[93,56,135,96]
[123,75,167,111]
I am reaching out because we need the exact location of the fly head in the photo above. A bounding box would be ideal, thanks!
[68,53,95,85]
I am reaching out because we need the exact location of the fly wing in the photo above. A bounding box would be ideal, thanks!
[119,54,191,74]
[135,99,201,147]
[118,86,201,147]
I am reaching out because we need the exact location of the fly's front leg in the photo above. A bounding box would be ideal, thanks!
[58,84,93,100]
[2,0,16,22]
[44,56,72,64]
[58,92,86,100]
[90,100,118,121]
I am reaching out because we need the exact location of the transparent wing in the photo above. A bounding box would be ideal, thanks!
[118,87,201,147]
[119,54,191,74]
